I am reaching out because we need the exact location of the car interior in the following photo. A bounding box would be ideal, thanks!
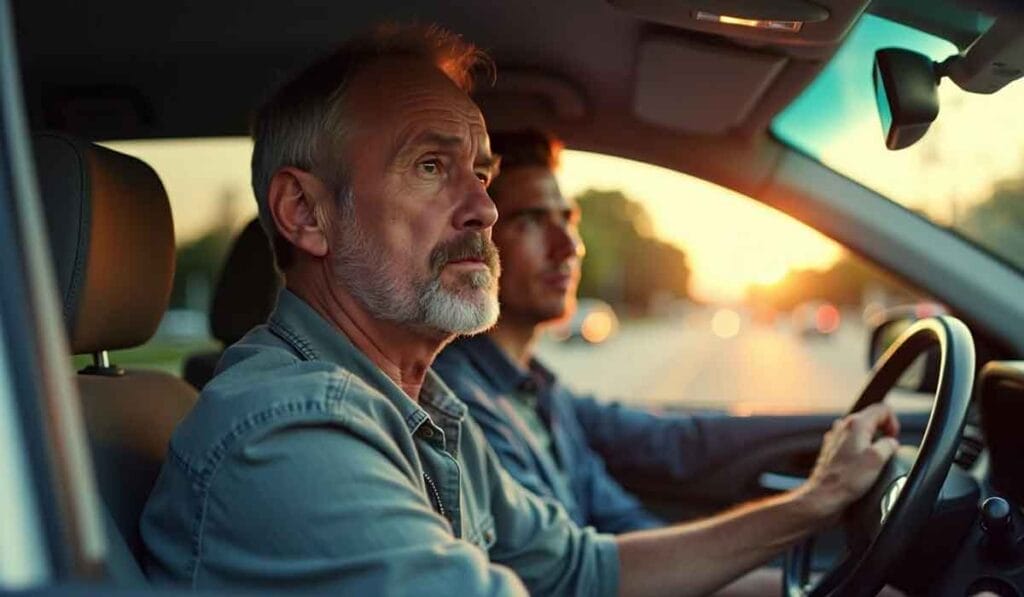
[181,218,281,391]
[33,131,198,584]
[3,0,1024,595]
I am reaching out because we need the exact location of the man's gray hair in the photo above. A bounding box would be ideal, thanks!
[250,23,493,269]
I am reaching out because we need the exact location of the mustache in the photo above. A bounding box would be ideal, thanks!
[429,233,500,275]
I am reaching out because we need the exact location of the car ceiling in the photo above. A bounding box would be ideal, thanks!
[9,0,994,197]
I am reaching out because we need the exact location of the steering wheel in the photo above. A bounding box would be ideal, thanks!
[783,316,975,597]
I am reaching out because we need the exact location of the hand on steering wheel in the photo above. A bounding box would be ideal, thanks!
[784,316,975,597]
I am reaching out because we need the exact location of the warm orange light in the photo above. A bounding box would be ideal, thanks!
[694,11,803,32]
[718,15,761,27]
[580,311,615,344]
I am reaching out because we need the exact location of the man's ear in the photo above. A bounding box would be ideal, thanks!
[267,167,331,258]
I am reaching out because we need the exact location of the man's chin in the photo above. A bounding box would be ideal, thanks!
[421,288,499,336]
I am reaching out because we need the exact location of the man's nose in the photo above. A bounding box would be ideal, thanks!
[550,223,584,261]
[453,177,498,231]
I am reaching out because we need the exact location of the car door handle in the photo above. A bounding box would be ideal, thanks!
[758,472,806,492]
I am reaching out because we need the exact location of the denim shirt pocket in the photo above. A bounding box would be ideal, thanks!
[466,512,497,552]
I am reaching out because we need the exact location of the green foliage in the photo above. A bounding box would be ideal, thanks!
[575,189,691,313]
[169,188,241,309]
[171,228,234,309]
[959,177,1024,270]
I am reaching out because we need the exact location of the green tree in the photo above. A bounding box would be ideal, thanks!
[575,189,691,313]
[169,187,240,310]
[959,177,1024,270]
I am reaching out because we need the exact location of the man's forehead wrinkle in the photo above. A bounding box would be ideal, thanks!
[391,120,472,163]
[389,113,489,168]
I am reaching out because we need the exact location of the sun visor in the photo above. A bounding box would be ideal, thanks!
[633,36,787,134]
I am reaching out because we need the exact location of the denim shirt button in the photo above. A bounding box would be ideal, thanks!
[421,427,435,439]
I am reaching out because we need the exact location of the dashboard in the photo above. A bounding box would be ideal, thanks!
[980,362,1024,513]
[924,360,1024,596]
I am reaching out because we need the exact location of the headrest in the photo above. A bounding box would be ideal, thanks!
[34,133,175,354]
[210,218,281,345]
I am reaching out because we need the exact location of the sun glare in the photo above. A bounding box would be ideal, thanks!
[559,151,842,303]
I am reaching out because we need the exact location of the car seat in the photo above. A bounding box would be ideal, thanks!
[182,217,281,390]
[34,132,198,581]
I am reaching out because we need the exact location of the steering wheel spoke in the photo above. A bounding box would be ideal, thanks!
[785,543,857,597]
[845,446,917,548]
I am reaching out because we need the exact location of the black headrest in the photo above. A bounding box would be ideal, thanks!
[210,218,282,344]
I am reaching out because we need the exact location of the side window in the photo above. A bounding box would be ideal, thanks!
[72,138,259,376]
[537,151,930,415]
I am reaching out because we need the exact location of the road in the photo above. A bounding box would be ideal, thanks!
[535,307,927,415]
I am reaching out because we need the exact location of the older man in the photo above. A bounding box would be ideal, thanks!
[141,24,900,596]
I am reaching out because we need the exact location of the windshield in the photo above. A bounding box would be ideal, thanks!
[773,14,1024,271]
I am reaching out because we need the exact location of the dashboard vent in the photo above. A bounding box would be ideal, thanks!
[955,424,985,469]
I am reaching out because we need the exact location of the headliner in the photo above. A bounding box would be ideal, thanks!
[9,0,994,197]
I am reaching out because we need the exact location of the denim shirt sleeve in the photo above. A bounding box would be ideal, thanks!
[572,393,718,480]
[577,441,664,533]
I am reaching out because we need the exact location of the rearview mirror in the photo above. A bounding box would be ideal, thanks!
[873,48,940,150]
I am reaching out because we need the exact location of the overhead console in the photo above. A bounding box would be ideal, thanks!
[605,0,871,59]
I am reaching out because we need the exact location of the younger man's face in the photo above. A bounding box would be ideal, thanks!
[490,165,584,325]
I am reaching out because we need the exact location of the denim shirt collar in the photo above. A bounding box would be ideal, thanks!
[267,288,465,432]
[450,334,556,395]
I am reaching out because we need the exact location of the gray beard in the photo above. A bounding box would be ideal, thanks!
[329,202,500,336]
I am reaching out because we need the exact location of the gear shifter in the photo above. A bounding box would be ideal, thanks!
[980,496,1018,562]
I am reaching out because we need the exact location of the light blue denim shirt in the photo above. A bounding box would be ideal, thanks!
[140,289,619,595]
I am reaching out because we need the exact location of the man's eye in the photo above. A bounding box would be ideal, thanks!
[517,212,545,226]
[418,159,442,175]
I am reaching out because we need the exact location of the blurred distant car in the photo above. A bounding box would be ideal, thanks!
[863,301,948,329]
[550,298,620,344]
[791,300,842,338]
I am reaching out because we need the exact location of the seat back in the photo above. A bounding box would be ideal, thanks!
[183,217,281,389]
[35,132,197,576]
